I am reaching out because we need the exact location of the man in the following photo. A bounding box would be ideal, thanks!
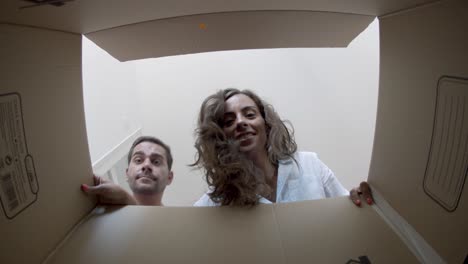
[81,136,174,206]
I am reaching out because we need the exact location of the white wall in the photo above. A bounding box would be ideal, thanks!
[134,19,379,205]
[83,19,379,206]
[82,37,142,167]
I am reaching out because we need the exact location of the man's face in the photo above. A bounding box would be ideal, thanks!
[126,142,173,195]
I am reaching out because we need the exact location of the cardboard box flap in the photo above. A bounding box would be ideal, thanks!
[1,0,437,34]
[0,24,95,264]
[273,198,418,263]
[368,0,468,263]
[46,205,285,264]
[45,197,417,264]
[85,11,374,62]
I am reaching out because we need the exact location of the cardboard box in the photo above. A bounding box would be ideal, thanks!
[0,0,466,263]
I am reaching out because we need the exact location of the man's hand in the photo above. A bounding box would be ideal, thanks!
[81,175,137,205]
[349,181,373,207]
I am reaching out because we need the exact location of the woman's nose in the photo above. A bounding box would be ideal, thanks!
[235,116,247,129]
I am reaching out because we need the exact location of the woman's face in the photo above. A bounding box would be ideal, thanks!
[222,94,268,159]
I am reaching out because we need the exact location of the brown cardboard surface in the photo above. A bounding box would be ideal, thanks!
[0,0,437,34]
[46,198,417,264]
[47,205,285,264]
[273,197,418,263]
[85,11,374,62]
[369,0,468,262]
[0,24,95,264]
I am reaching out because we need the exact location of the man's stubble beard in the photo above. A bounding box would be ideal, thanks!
[131,181,164,195]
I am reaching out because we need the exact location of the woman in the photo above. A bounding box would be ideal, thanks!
[192,88,372,206]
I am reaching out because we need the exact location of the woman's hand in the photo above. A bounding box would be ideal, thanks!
[81,175,137,205]
[349,181,373,207]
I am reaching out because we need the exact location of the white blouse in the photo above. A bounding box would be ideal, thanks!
[194,152,348,206]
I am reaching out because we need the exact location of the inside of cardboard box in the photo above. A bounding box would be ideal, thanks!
[369,1,468,262]
[45,198,420,264]
[1,1,467,263]
[0,0,437,33]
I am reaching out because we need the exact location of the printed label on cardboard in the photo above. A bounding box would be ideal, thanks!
[424,76,468,211]
[0,93,38,219]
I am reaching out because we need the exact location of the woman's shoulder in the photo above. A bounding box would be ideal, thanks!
[279,151,320,165]
[193,192,218,207]
[294,151,319,159]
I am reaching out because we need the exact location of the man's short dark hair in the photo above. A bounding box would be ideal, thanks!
[127,136,173,170]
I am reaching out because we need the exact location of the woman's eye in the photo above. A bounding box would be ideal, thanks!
[246,112,256,118]
[224,119,234,127]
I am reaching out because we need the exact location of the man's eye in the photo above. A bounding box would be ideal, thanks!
[152,160,160,165]
[134,158,142,163]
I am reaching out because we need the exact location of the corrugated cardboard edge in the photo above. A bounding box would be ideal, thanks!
[371,186,446,263]
[378,0,443,18]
